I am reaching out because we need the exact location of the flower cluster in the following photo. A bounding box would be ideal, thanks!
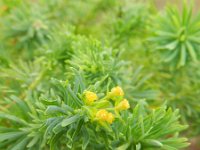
[109,86,124,101]
[83,91,98,105]
[82,86,130,125]
[96,109,114,124]
[115,99,130,111]
[109,86,130,111]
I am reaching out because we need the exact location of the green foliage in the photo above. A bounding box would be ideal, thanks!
[149,62,200,135]
[144,1,200,137]
[111,2,150,48]
[152,2,200,68]
[1,0,198,149]
[1,2,50,50]
[68,36,127,86]
[0,78,189,150]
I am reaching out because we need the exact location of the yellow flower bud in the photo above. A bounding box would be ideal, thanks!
[111,86,124,96]
[84,91,98,105]
[109,86,124,101]
[96,110,115,124]
[96,109,108,121]
[115,99,130,111]
[106,113,115,124]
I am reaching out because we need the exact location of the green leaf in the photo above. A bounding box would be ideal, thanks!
[10,136,29,150]
[0,113,27,125]
[164,41,178,50]
[26,135,40,148]
[116,142,130,150]
[67,85,83,107]
[72,118,84,139]
[178,45,186,67]
[186,41,197,62]
[164,50,179,62]
[0,132,25,142]
[61,114,80,127]
[45,105,67,115]
[53,123,63,134]
[142,139,163,147]
[82,127,90,150]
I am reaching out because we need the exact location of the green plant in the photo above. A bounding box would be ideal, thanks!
[152,2,200,68]
[145,2,200,137]
[111,2,150,48]
[0,76,189,149]
[1,0,199,149]
[0,2,51,58]
[67,35,157,101]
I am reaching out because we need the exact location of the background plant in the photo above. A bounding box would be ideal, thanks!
[151,2,200,68]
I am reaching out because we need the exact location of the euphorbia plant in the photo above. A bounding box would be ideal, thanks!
[151,2,200,68]
[0,76,189,149]
[148,1,200,136]
[0,0,196,149]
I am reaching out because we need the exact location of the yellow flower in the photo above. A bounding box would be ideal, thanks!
[96,109,115,124]
[111,86,124,96]
[109,86,124,101]
[107,113,115,124]
[84,91,98,105]
[96,109,108,121]
[115,99,130,111]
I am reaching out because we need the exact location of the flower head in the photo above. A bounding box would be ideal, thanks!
[115,99,130,111]
[109,86,124,101]
[107,113,115,124]
[96,109,115,124]
[96,109,108,121]
[84,91,98,105]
